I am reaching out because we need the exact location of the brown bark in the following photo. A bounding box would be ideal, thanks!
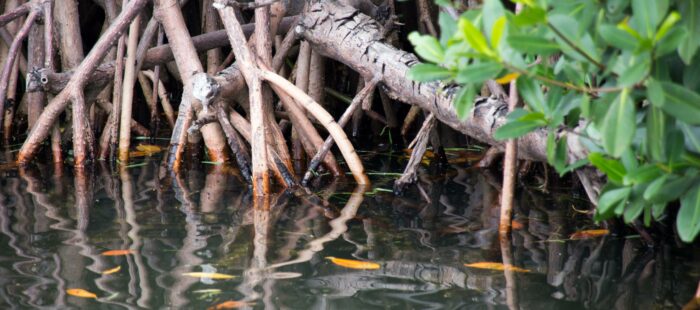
[17,0,150,164]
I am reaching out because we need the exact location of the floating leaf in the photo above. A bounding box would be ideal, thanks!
[101,249,135,256]
[464,262,530,273]
[326,257,380,270]
[101,266,121,275]
[67,288,98,299]
[208,300,255,310]
[495,72,520,84]
[183,272,236,280]
[570,229,610,240]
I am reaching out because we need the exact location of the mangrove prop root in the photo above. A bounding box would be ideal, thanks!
[393,113,435,195]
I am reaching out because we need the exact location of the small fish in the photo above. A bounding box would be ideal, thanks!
[101,266,121,275]
[511,220,525,230]
[326,257,380,270]
[570,229,610,240]
[101,249,135,256]
[136,144,163,154]
[464,262,530,273]
[208,300,255,309]
[67,288,98,299]
[183,272,236,280]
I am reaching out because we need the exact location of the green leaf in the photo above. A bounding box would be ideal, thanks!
[507,35,560,56]
[600,89,636,157]
[408,32,445,63]
[494,112,546,140]
[655,27,688,57]
[599,24,638,51]
[513,6,547,26]
[680,122,700,154]
[517,76,546,113]
[657,82,700,125]
[458,18,495,58]
[483,0,505,39]
[624,198,645,224]
[654,11,681,42]
[652,203,667,220]
[597,186,632,219]
[624,164,663,185]
[646,78,664,107]
[618,59,649,86]
[644,174,696,204]
[589,152,627,184]
[645,106,668,162]
[454,85,476,120]
[456,61,502,84]
[631,0,665,38]
[678,0,700,64]
[438,12,457,46]
[490,16,507,49]
[407,64,452,82]
[677,185,700,242]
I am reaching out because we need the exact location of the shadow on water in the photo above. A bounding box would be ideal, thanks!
[0,153,698,309]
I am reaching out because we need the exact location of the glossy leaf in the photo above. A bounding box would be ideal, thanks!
[656,82,700,125]
[677,185,700,242]
[464,262,530,273]
[599,24,638,50]
[408,32,444,63]
[646,106,668,161]
[588,153,626,184]
[67,288,98,299]
[183,272,236,280]
[494,111,547,140]
[408,64,452,82]
[326,257,381,270]
[456,61,502,84]
[597,187,631,217]
[678,0,700,63]
[517,76,546,113]
[507,35,559,56]
[459,18,496,58]
[490,16,507,49]
[600,89,635,157]
[454,84,476,120]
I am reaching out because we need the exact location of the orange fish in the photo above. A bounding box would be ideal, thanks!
[326,257,380,270]
[208,300,255,309]
[101,249,135,256]
[464,262,530,273]
[569,229,609,240]
[102,266,121,275]
[67,288,98,299]
[182,272,236,280]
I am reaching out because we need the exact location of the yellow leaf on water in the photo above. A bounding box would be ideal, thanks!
[464,262,530,273]
[136,144,163,154]
[183,272,236,280]
[495,72,520,84]
[101,249,135,256]
[570,229,609,240]
[208,300,255,309]
[67,288,98,299]
[326,257,380,270]
[102,266,121,275]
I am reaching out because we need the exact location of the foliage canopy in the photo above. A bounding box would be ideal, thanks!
[408,0,700,242]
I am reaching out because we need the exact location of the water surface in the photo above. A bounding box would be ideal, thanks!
[0,153,697,309]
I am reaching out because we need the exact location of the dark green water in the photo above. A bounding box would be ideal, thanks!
[0,153,699,309]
